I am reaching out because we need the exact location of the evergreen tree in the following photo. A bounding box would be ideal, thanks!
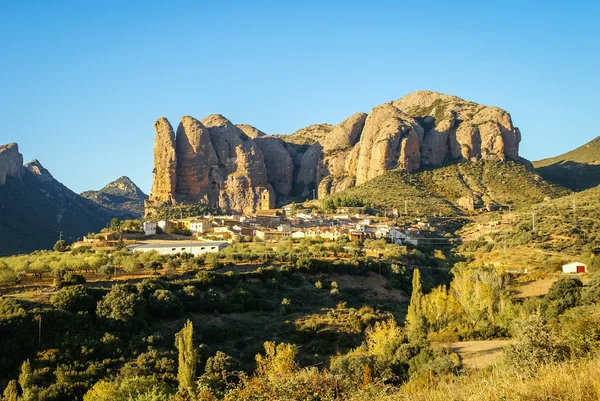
[405,268,426,341]
[18,360,33,401]
[175,320,197,393]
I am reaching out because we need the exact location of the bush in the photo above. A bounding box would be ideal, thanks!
[50,285,95,313]
[0,298,26,318]
[544,277,583,319]
[504,312,566,374]
[148,289,184,318]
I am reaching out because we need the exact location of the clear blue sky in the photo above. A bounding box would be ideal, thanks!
[1,0,598,194]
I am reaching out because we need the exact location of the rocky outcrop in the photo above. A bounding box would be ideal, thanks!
[236,124,267,139]
[355,104,423,185]
[0,143,23,185]
[149,118,177,204]
[25,159,54,183]
[147,91,524,211]
[394,90,521,163]
[254,136,294,196]
[175,116,220,204]
[201,115,273,213]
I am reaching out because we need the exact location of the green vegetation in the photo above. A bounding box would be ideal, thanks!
[458,184,600,270]
[145,202,222,222]
[534,136,600,191]
[332,160,568,217]
[0,242,599,400]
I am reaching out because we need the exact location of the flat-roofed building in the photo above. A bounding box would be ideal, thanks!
[127,241,229,256]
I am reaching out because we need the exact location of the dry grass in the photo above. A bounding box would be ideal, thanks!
[381,357,600,401]
[514,274,589,298]
[450,340,510,369]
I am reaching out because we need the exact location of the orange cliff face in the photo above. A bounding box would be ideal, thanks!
[146,90,523,212]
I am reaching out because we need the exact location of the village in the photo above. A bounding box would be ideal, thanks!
[126,201,430,256]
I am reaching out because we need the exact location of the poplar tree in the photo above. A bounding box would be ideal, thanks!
[175,320,197,392]
[405,268,426,341]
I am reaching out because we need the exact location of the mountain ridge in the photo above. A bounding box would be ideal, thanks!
[533,136,600,191]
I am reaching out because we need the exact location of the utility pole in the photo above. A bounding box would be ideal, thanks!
[405,199,408,215]
[59,231,63,241]
[312,189,315,200]
[531,210,536,232]
[38,316,42,348]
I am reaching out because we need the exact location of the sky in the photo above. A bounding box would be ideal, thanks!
[0,0,598,194]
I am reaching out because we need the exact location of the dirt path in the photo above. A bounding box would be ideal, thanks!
[451,340,511,369]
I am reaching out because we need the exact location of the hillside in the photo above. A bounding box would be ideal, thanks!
[534,136,600,190]
[457,184,600,270]
[331,160,569,217]
[0,144,128,255]
[81,176,148,218]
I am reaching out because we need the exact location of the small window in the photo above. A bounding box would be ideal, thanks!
[181,248,185,251]
[171,248,176,251]
[211,246,216,250]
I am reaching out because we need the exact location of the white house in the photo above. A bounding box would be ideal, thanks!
[128,241,229,256]
[291,230,306,239]
[142,222,157,236]
[562,262,587,274]
[189,220,211,234]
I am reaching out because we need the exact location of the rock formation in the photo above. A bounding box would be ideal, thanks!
[146,90,523,212]
[0,143,23,185]
[175,116,220,204]
[149,118,177,204]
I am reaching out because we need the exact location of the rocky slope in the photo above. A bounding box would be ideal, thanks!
[0,143,128,255]
[147,91,525,212]
[81,176,148,218]
[534,136,600,191]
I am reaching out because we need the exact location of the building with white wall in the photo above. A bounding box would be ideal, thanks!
[128,241,229,256]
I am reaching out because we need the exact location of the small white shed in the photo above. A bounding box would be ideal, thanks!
[562,262,587,274]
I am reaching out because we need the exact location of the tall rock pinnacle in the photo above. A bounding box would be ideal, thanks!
[149,117,177,204]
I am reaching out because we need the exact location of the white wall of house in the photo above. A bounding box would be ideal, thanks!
[128,242,229,256]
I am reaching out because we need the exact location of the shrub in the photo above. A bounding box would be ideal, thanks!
[148,289,184,318]
[544,277,583,319]
[97,284,145,322]
[504,312,566,374]
[0,298,26,318]
[50,285,95,313]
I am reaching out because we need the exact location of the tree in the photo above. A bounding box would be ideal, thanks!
[110,218,121,232]
[50,284,95,313]
[175,320,197,393]
[18,360,33,401]
[406,269,426,340]
[148,289,184,318]
[53,240,68,252]
[96,284,144,322]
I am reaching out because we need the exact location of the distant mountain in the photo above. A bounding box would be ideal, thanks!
[534,136,600,191]
[0,143,127,256]
[81,176,147,218]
